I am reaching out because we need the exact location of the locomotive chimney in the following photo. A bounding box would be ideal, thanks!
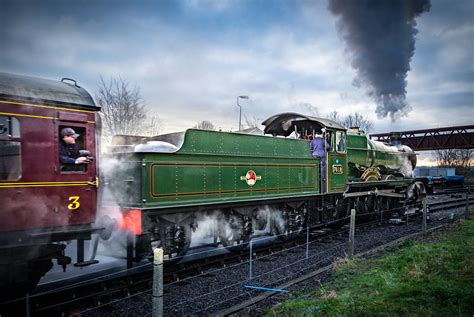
[389,132,402,145]
[349,127,362,135]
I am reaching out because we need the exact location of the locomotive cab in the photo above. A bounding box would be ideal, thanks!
[262,112,348,193]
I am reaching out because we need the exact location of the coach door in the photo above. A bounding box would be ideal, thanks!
[327,129,347,193]
[57,117,98,226]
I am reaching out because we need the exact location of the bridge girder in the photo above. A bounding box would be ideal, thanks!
[370,125,474,151]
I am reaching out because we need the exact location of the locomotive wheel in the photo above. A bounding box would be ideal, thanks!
[271,207,304,241]
[272,222,302,241]
[361,167,381,181]
[270,213,289,240]
[218,227,244,249]
[382,174,396,181]
[217,212,251,251]
[159,220,192,261]
[328,198,348,229]
[179,223,192,256]
[175,222,192,258]
[357,197,370,217]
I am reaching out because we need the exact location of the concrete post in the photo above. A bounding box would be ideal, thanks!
[306,225,309,259]
[422,197,427,234]
[152,248,164,317]
[249,239,253,280]
[349,208,356,258]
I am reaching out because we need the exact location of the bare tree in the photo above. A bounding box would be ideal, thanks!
[325,111,373,133]
[328,110,341,123]
[435,149,472,168]
[96,76,162,144]
[243,115,262,129]
[342,112,373,133]
[145,114,163,136]
[194,120,216,130]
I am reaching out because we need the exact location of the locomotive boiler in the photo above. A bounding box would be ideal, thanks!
[346,128,417,181]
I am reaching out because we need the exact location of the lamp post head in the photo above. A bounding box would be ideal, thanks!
[236,96,249,131]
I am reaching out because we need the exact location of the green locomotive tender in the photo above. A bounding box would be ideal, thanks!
[105,113,423,260]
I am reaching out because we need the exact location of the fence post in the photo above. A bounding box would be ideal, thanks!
[25,293,30,317]
[466,186,470,219]
[306,225,310,259]
[249,239,253,280]
[349,208,356,258]
[152,248,164,317]
[422,197,427,234]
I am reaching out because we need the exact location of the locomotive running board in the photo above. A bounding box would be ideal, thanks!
[343,189,405,199]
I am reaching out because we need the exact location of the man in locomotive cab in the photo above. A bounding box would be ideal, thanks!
[59,127,91,171]
[310,133,330,159]
[310,133,330,191]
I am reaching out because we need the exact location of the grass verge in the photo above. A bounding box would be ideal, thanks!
[268,218,474,316]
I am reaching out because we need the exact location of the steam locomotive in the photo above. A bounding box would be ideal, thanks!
[105,112,424,261]
[0,72,424,298]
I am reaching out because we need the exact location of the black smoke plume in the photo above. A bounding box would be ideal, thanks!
[328,0,431,121]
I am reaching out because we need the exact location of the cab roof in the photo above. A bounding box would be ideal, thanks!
[262,112,346,136]
[0,72,99,111]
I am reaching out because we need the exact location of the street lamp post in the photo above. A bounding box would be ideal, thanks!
[237,95,249,131]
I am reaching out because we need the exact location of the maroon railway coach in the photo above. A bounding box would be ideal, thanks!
[0,72,102,297]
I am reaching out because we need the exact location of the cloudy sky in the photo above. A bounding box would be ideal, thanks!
[1,0,473,141]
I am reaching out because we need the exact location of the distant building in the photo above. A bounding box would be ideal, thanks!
[414,167,464,192]
[414,167,456,177]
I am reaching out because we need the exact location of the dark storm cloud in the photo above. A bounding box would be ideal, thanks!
[0,0,471,134]
[328,0,431,121]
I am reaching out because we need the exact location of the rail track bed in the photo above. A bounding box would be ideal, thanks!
[1,193,471,316]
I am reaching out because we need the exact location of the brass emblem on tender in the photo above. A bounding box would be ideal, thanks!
[240,170,262,186]
[332,164,343,174]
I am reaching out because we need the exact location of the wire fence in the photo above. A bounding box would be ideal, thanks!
[6,186,472,316]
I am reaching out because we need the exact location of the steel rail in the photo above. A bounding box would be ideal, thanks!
[214,223,447,316]
[1,194,469,316]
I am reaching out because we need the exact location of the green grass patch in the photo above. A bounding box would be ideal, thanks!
[268,219,474,316]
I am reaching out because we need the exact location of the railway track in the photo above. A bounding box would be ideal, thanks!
[0,193,471,316]
[215,224,447,317]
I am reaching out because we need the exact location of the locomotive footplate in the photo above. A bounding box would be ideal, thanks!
[343,179,413,199]
[344,188,406,198]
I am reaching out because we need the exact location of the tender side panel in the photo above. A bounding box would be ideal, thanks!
[177,129,313,159]
[144,154,318,208]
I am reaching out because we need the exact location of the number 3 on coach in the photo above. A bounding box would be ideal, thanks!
[68,196,81,210]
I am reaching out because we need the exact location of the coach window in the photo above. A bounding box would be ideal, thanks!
[59,126,88,173]
[336,131,346,153]
[0,116,21,181]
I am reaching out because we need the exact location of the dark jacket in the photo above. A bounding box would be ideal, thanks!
[60,141,80,164]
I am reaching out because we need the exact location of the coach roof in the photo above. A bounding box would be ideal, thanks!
[0,72,99,111]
